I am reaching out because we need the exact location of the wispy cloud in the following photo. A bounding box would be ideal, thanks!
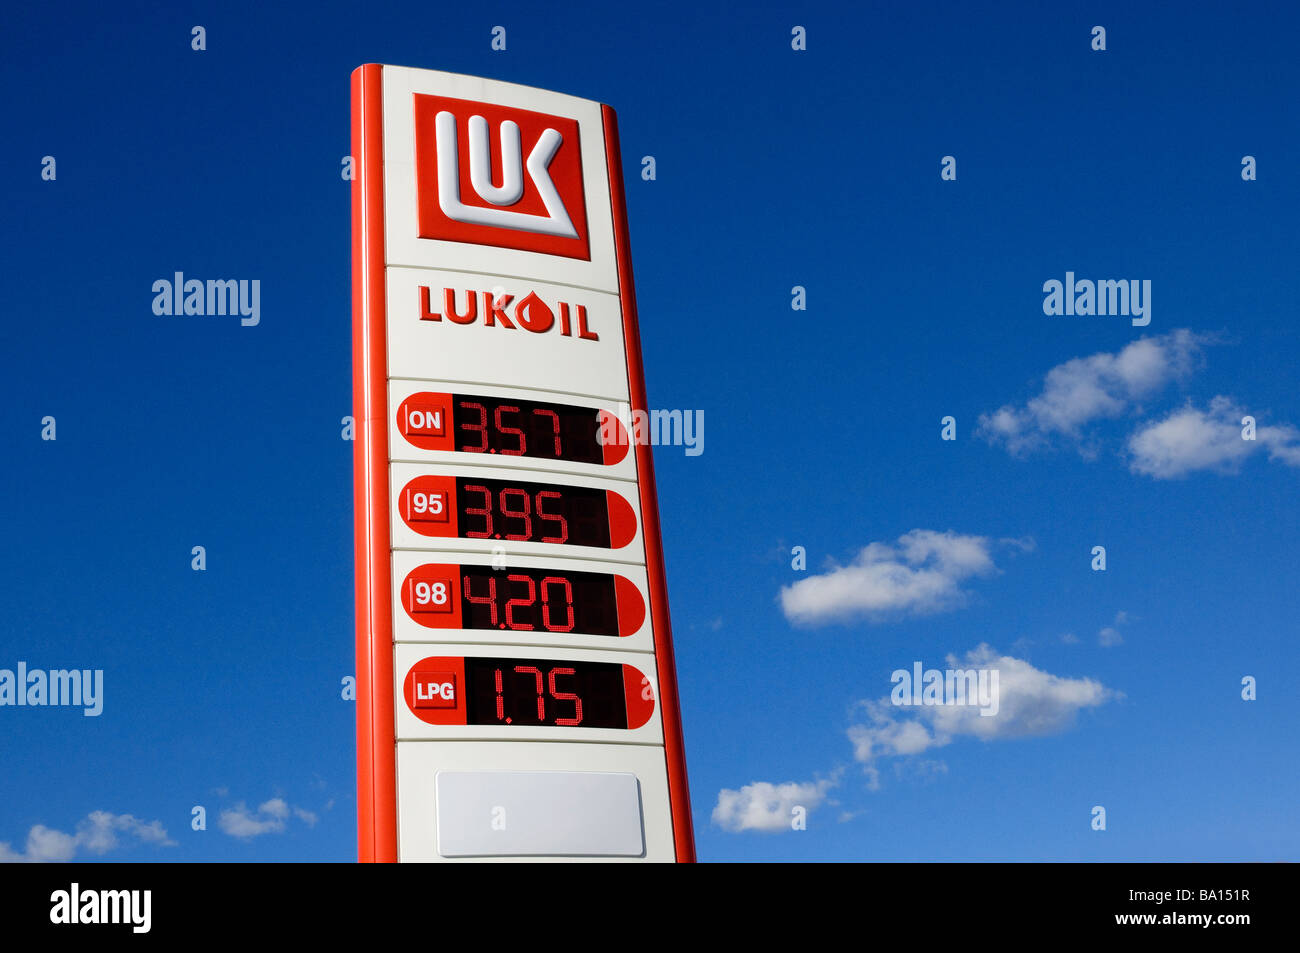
[218,797,316,839]
[848,645,1116,789]
[293,807,318,827]
[979,330,1206,456]
[0,811,175,863]
[1098,610,1128,647]
[779,531,1030,625]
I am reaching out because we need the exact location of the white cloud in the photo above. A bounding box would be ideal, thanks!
[779,530,1020,625]
[848,645,1116,788]
[0,826,77,863]
[218,800,286,838]
[293,807,319,827]
[76,811,174,853]
[1098,610,1127,647]
[260,798,290,820]
[979,330,1206,455]
[1098,626,1123,647]
[1126,396,1300,478]
[712,776,838,833]
[0,812,174,863]
[218,797,317,839]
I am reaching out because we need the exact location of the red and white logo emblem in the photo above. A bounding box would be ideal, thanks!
[413,94,590,260]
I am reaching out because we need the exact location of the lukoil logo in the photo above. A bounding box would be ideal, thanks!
[418,285,599,340]
[414,94,590,260]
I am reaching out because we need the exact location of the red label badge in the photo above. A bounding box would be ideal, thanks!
[412,670,458,709]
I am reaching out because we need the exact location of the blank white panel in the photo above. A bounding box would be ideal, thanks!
[397,741,674,862]
[436,771,643,857]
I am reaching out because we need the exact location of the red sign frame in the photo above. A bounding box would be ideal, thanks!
[351,64,695,863]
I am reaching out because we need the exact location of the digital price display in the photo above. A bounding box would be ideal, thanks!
[396,475,636,549]
[396,391,629,466]
[403,655,656,729]
[400,562,646,637]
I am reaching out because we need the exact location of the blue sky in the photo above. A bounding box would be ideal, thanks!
[1,0,1297,861]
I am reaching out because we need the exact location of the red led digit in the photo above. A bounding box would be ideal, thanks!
[515,665,546,721]
[533,408,562,457]
[404,657,637,728]
[494,405,526,456]
[458,401,488,453]
[499,487,532,540]
[462,484,493,538]
[402,394,623,464]
[548,667,583,726]
[504,574,536,630]
[462,573,498,627]
[536,490,568,544]
[540,576,576,632]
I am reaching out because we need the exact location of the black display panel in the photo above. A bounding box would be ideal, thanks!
[459,567,620,636]
[452,395,606,464]
[464,658,627,728]
[455,477,611,548]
